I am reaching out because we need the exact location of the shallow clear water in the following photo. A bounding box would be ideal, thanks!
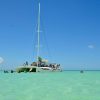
[0,71,100,100]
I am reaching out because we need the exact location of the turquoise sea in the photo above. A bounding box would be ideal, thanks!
[0,71,100,100]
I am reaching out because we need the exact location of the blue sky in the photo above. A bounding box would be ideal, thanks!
[0,0,100,70]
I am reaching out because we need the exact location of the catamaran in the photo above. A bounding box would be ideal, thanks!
[16,3,62,73]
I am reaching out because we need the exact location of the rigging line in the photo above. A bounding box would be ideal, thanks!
[32,18,38,61]
[40,16,52,61]
[32,30,37,61]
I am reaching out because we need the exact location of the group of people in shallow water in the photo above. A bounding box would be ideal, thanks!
[4,70,14,73]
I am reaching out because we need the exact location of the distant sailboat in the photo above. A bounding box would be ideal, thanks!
[16,2,62,73]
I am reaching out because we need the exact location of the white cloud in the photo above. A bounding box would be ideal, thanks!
[0,57,4,64]
[88,45,95,49]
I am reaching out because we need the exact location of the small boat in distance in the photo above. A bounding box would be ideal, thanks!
[16,3,62,73]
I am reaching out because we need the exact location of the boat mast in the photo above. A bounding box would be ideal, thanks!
[37,2,40,67]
